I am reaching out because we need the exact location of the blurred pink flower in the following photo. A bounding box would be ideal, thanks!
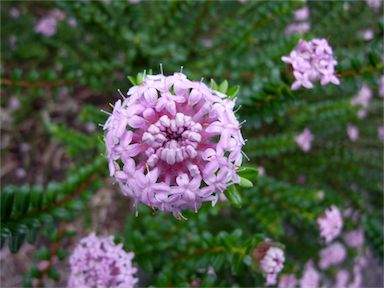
[294,7,310,21]
[257,166,266,177]
[335,269,349,288]
[358,29,374,41]
[278,274,297,288]
[35,16,58,36]
[68,17,77,28]
[318,242,346,269]
[379,76,384,97]
[351,84,372,118]
[285,22,311,36]
[317,205,343,243]
[344,228,364,248]
[9,7,20,18]
[300,261,320,288]
[347,125,359,142]
[295,128,313,152]
[366,0,381,10]
[8,96,20,111]
[378,126,384,142]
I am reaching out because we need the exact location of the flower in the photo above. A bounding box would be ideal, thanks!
[347,125,359,142]
[253,243,285,285]
[282,39,339,90]
[285,22,311,36]
[294,7,310,21]
[343,228,364,248]
[318,242,346,269]
[68,233,138,288]
[351,84,372,119]
[299,261,320,288]
[317,205,343,243]
[378,126,384,142]
[358,29,374,41]
[379,76,384,97]
[35,16,57,36]
[67,17,77,28]
[335,269,349,288]
[279,274,297,288]
[366,0,381,10]
[9,7,20,18]
[295,128,313,152]
[104,72,244,216]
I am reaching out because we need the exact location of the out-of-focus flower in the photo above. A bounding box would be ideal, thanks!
[295,128,313,152]
[68,233,138,288]
[378,126,384,142]
[347,125,359,142]
[257,166,266,177]
[128,0,141,3]
[282,39,339,90]
[9,7,20,18]
[285,22,311,36]
[349,262,363,288]
[67,17,77,28]
[351,84,372,119]
[358,29,374,41]
[279,274,297,288]
[379,76,384,97]
[35,16,58,36]
[317,205,343,243]
[253,243,285,285]
[15,168,26,179]
[8,35,17,49]
[344,228,364,248]
[8,96,21,111]
[300,261,320,288]
[366,0,381,10]
[335,269,349,288]
[294,7,310,21]
[202,38,213,48]
[104,72,244,216]
[318,242,346,269]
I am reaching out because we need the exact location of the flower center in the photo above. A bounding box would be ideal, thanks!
[142,113,203,166]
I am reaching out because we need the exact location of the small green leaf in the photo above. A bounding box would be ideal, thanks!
[210,79,218,90]
[219,80,228,93]
[237,166,259,180]
[1,186,15,220]
[128,76,137,85]
[227,85,240,99]
[224,185,242,208]
[239,177,253,188]
[47,267,60,281]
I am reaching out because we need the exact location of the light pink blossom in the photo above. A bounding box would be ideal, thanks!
[35,16,57,36]
[259,247,285,277]
[347,125,359,142]
[379,76,384,97]
[351,84,372,119]
[294,7,310,21]
[378,126,384,142]
[295,128,313,152]
[366,0,381,10]
[344,228,364,248]
[317,205,343,243]
[335,269,349,288]
[285,22,311,36]
[279,274,297,288]
[104,72,244,216]
[9,8,20,18]
[318,242,346,269]
[300,261,320,288]
[282,39,339,90]
[68,233,138,288]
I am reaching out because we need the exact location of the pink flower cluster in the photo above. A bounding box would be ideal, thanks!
[317,206,343,243]
[299,261,320,288]
[347,124,359,142]
[68,233,138,288]
[282,39,340,90]
[318,242,346,269]
[351,84,372,119]
[35,9,76,36]
[295,128,313,152]
[104,72,244,216]
[285,7,311,36]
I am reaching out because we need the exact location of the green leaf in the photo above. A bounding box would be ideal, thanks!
[237,166,259,180]
[14,186,30,216]
[227,85,240,99]
[239,177,253,188]
[128,75,137,85]
[1,187,14,221]
[47,266,60,281]
[224,185,242,208]
[210,79,218,90]
[218,80,228,93]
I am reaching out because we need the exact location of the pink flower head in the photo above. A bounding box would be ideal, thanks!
[347,125,359,142]
[9,8,20,18]
[35,16,57,36]
[295,128,313,152]
[278,274,297,288]
[344,228,364,248]
[358,29,374,41]
[318,242,346,269]
[104,72,244,216]
[299,261,320,288]
[335,269,349,288]
[259,247,285,276]
[285,22,311,36]
[294,7,310,21]
[68,233,138,288]
[67,17,77,28]
[282,39,339,90]
[351,84,372,118]
[366,0,381,10]
[317,205,343,243]
[378,126,384,142]
[379,76,384,98]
